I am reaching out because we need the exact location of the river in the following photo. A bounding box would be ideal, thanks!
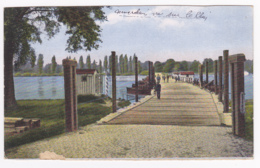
[14,74,253,100]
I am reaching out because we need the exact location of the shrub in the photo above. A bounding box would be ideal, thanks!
[140,70,148,75]
[78,94,106,104]
[14,72,22,77]
[118,100,131,108]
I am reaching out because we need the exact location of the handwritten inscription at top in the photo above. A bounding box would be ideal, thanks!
[114,9,208,21]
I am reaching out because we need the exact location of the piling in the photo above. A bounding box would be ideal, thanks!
[214,60,218,94]
[199,64,203,88]
[223,50,229,113]
[135,56,138,102]
[218,56,223,102]
[111,51,116,112]
[229,54,246,137]
[206,61,209,84]
[63,59,78,132]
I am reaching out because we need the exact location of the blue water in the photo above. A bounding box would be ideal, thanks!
[14,74,253,100]
[194,74,253,100]
[14,75,147,101]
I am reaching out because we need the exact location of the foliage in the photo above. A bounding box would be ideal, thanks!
[154,61,163,72]
[129,56,133,73]
[140,70,149,75]
[92,60,97,70]
[190,60,200,73]
[99,60,102,73]
[180,61,188,71]
[51,55,57,74]
[104,56,108,72]
[203,58,214,73]
[138,61,142,73]
[37,54,44,74]
[119,54,124,73]
[245,99,253,140]
[78,94,106,104]
[86,55,91,69]
[124,54,128,73]
[118,100,131,108]
[163,59,175,72]
[79,55,84,69]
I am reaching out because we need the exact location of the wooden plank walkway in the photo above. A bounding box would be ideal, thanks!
[107,80,221,126]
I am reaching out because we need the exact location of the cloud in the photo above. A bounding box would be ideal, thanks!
[157,18,185,29]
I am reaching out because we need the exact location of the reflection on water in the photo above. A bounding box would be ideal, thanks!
[51,77,57,97]
[38,78,44,97]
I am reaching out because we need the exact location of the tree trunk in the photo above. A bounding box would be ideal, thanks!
[4,52,17,108]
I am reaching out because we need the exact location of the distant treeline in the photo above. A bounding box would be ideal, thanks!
[14,54,253,76]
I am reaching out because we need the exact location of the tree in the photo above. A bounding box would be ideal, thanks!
[124,54,128,73]
[180,61,188,71]
[92,60,97,70]
[119,54,124,73]
[190,60,200,73]
[115,55,119,73]
[154,61,163,72]
[203,58,214,73]
[99,60,102,73]
[79,55,84,69]
[51,55,57,74]
[138,61,142,74]
[109,55,112,73]
[86,55,91,69]
[4,7,107,108]
[104,56,108,72]
[129,56,133,73]
[163,59,175,72]
[37,54,44,74]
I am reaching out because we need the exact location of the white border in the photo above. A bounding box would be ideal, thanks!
[1,0,258,168]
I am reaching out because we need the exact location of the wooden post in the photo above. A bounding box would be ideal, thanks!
[63,59,78,132]
[229,54,246,137]
[111,51,116,112]
[135,56,138,102]
[199,64,203,88]
[214,60,218,94]
[218,56,223,102]
[224,50,229,113]
[148,61,151,88]
[206,61,209,84]
[151,62,154,87]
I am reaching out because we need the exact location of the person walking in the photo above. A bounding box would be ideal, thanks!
[162,75,166,83]
[167,75,169,83]
[156,74,161,84]
[155,82,161,99]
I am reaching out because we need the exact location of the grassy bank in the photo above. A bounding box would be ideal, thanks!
[4,95,112,150]
[245,99,253,140]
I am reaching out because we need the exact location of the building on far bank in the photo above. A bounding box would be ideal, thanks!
[76,69,103,95]
[172,71,194,82]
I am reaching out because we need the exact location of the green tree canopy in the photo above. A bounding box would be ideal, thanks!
[154,61,163,72]
[104,55,108,72]
[190,60,201,73]
[180,61,188,71]
[163,59,175,72]
[203,58,214,73]
[51,55,57,74]
[87,55,91,69]
[79,55,84,69]
[37,54,44,74]
[4,7,107,108]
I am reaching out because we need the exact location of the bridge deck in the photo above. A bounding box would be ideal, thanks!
[107,81,221,126]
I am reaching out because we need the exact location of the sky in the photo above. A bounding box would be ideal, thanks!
[30,5,253,65]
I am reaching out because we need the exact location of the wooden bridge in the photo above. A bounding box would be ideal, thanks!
[107,80,221,126]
